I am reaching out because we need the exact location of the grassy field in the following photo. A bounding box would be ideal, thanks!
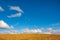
[0,34,60,40]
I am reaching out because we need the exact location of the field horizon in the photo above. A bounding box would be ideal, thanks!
[0,0,60,40]
[0,34,60,40]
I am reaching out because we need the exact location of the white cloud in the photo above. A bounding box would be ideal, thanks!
[0,28,42,34]
[0,20,12,29]
[21,28,60,35]
[0,6,4,11]
[0,23,60,34]
[46,28,53,33]
[7,6,23,18]
[10,6,23,13]
[7,13,21,18]
[21,28,42,34]
[0,28,60,35]
[43,28,60,35]
[43,32,52,34]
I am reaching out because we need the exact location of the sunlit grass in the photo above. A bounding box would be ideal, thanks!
[0,34,60,40]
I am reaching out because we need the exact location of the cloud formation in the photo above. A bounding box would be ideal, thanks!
[7,13,21,18]
[0,22,60,35]
[10,6,23,12]
[7,6,23,18]
[0,20,13,29]
[0,28,60,35]
[22,28,42,34]
[20,27,60,35]
[0,6,4,11]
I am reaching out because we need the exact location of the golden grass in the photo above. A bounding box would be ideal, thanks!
[0,34,60,40]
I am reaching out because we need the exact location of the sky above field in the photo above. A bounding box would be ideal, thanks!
[0,0,60,34]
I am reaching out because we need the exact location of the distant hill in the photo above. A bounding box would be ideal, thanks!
[0,34,60,40]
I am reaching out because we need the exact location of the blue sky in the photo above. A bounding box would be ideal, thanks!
[0,0,60,34]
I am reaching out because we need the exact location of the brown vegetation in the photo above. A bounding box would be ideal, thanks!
[0,34,60,40]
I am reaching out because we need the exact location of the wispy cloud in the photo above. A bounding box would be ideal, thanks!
[0,20,13,29]
[7,6,24,18]
[7,13,21,18]
[10,6,23,13]
[0,6,4,11]
[50,23,60,27]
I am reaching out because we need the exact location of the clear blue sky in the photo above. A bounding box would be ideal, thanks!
[0,0,60,30]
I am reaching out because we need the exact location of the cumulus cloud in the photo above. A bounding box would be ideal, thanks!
[0,28,60,35]
[7,6,23,18]
[21,28,60,35]
[0,20,13,29]
[0,6,4,11]
[22,28,42,34]
[0,23,60,34]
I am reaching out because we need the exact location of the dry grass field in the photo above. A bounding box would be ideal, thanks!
[0,34,60,40]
